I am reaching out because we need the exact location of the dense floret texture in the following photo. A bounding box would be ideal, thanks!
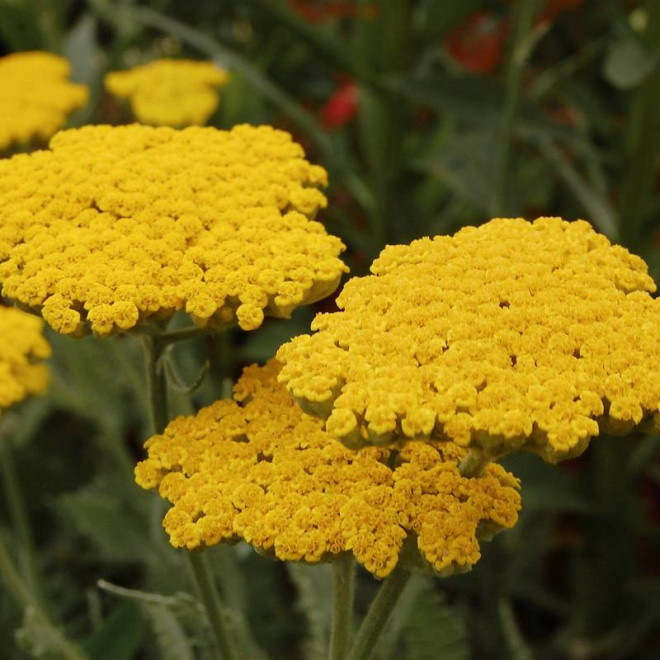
[0,51,88,151]
[0,306,50,410]
[0,124,346,337]
[105,59,229,127]
[277,217,660,462]
[135,361,520,578]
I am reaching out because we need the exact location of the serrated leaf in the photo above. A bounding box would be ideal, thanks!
[286,562,332,660]
[603,38,658,90]
[163,354,209,395]
[15,607,80,660]
[144,603,195,660]
[402,583,469,660]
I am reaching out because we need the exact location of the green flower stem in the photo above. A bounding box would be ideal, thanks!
[140,331,240,660]
[329,553,356,660]
[0,429,51,617]
[0,535,86,660]
[140,334,169,436]
[347,567,411,660]
[188,552,239,660]
[491,0,538,215]
[458,448,492,478]
[619,0,660,249]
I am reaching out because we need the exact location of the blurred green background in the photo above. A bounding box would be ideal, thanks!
[1,0,659,658]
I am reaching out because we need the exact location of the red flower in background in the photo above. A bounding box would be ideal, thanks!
[320,80,360,130]
[445,11,510,75]
[287,0,377,24]
[445,1,584,75]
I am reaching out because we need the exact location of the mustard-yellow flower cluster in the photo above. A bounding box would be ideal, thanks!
[0,306,50,410]
[135,361,520,578]
[105,59,229,127]
[0,124,346,337]
[277,217,660,463]
[0,51,88,152]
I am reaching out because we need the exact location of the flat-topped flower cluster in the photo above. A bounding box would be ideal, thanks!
[135,360,521,578]
[0,306,50,410]
[0,52,88,151]
[277,217,660,462]
[105,59,230,127]
[0,124,346,337]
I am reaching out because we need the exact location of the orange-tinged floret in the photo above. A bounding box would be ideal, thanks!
[135,361,521,578]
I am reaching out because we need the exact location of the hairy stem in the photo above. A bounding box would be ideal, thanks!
[348,567,411,660]
[188,553,240,660]
[329,553,356,660]
[458,448,492,478]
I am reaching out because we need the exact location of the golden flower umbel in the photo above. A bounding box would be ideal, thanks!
[135,361,521,578]
[277,217,660,462]
[0,306,50,411]
[0,124,347,337]
[105,59,230,127]
[0,51,88,152]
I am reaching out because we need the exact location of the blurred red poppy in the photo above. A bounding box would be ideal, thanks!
[445,11,510,75]
[320,80,360,129]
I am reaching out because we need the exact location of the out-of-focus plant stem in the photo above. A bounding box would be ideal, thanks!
[492,0,538,216]
[0,534,86,660]
[329,553,356,660]
[347,567,411,660]
[140,329,240,660]
[619,0,660,249]
[0,422,51,618]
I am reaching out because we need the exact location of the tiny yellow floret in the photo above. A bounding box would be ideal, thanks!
[105,59,230,127]
[135,361,521,578]
[0,306,50,410]
[277,217,660,462]
[0,124,347,337]
[0,51,88,151]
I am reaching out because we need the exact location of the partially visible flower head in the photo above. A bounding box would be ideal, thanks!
[135,361,520,578]
[105,59,229,127]
[0,306,50,410]
[0,52,88,151]
[277,218,660,463]
[0,124,346,337]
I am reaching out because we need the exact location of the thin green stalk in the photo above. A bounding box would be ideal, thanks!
[0,535,86,660]
[140,332,241,659]
[141,334,168,435]
[188,553,239,660]
[491,0,538,216]
[329,554,356,660]
[0,433,51,617]
[347,567,411,660]
[619,0,660,248]
[458,448,491,478]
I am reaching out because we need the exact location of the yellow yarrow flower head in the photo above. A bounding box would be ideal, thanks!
[0,124,346,337]
[135,360,520,578]
[0,51,88,152]
[277,217,660,463]
[105,59,230,127]
[0,306,50,410]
